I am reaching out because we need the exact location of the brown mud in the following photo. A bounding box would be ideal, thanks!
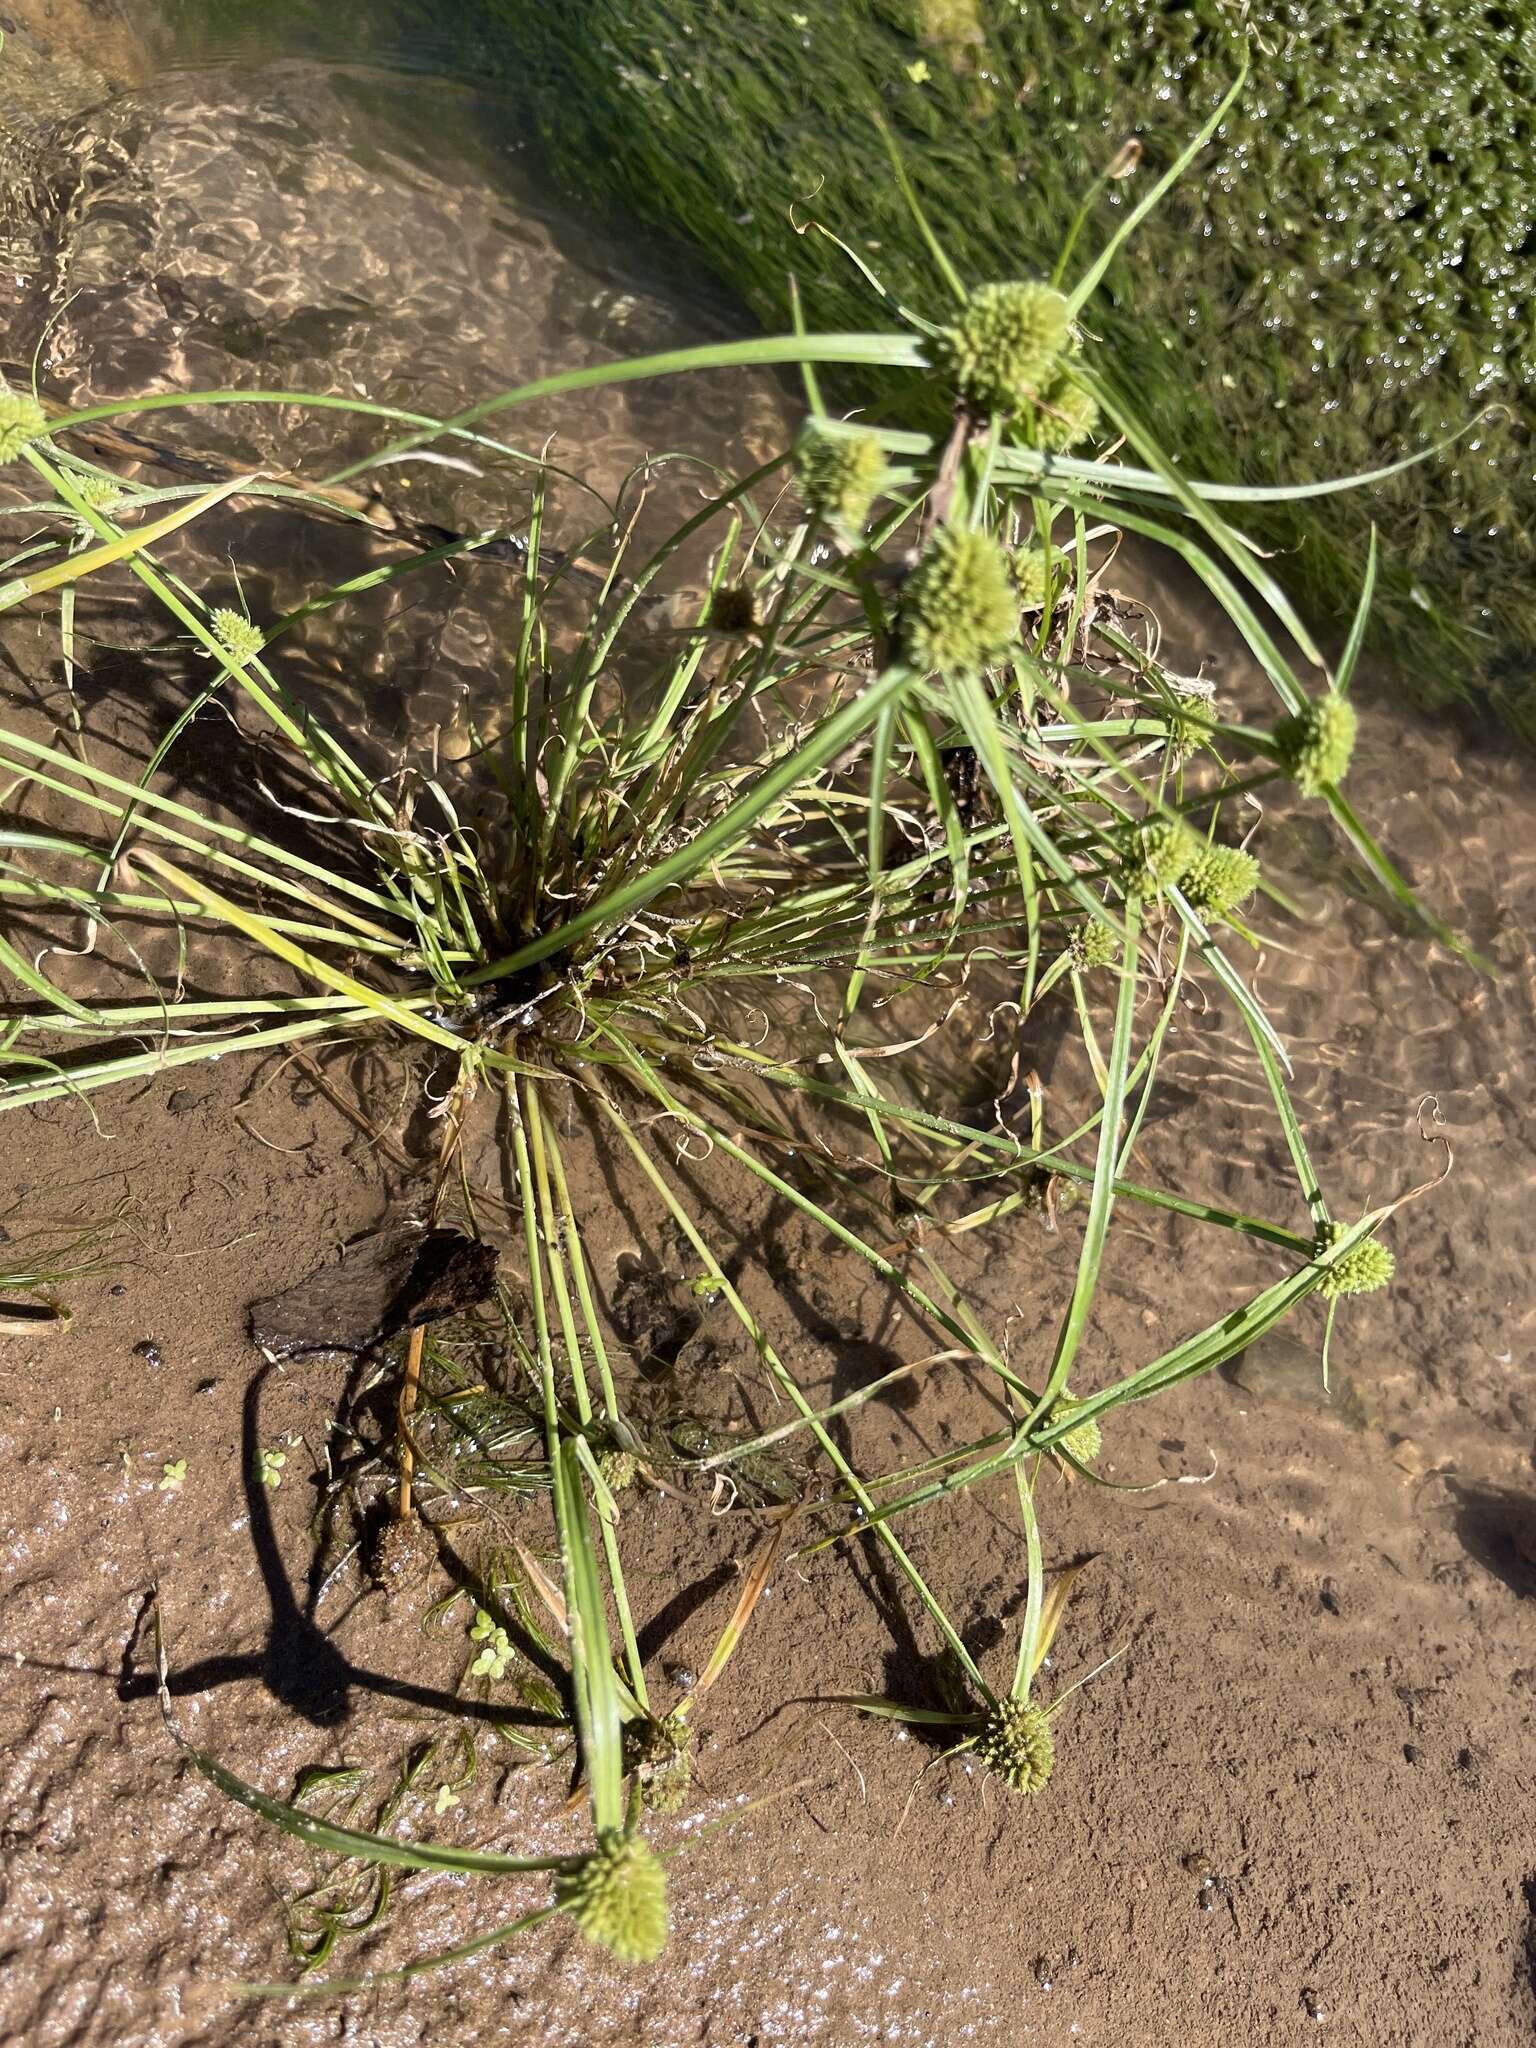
[2,14,1535,2047]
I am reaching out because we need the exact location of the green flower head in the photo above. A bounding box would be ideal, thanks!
[640,1747,693,1816]
[599,1448,638,1494]
[935,281,1072,414]
[75,475,125,513]
[556,1834,669,1964]
[1032,374,1100,455]
[211,607,264,668]
[1121,817,1201,897]
[0,391,47,465]
[974,1696,1055,1794]
[1314,1219,1395,1299]
[1273,692,1357,796]
[1181,844,1260,921]
[1051,1395,1102,1466]
[1071,918,1120,971]
[1165,709,1207,762]
[1013,545,1055,613]
[795,426,888,537]
[900,524,1016,675]
[706,583,757,634]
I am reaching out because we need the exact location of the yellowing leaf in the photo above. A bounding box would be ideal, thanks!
[0,474,258,610]
[1029,1556,1095,1680]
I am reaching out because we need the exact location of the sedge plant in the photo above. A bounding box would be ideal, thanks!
[0,86,1440,1977]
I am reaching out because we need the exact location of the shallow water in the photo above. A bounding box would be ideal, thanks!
[2,5,1535,2044]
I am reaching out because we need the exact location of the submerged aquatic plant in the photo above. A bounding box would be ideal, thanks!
[0,111,1445,1982]
[0,1204,119,1329]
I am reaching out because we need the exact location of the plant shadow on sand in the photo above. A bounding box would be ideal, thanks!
[114,1360,570,1732]
[1448,1479,1536,1603]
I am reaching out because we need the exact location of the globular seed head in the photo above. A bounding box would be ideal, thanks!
[935,281,1072,415]
[1013,545,1055,612]
[1052,1394,1102,1465]
[1120,817,1201,896]
[555,1834,669,1963]
[1273,692,1357,796]
[1031,374,1101,454]
[599,1448,638,1494]
[1181,843,1260,920]
[974,1696,1055,1794]
[74,474,125,512]
[640,1744,694,1815]
[1071,917,1120,970]
[210,607,265,667]
[1164,703,1210,761]
[367,1511,437,1591]
[0,391,47,465]
[706,584,757,634]
[1166,716,1200,761]
[795,426,889,538]
[1314,1219,1396,1298]
[900,523,1016,674]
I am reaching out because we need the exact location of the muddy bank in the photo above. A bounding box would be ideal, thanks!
[2,899,1534,2047]
[1,27,1534,2048]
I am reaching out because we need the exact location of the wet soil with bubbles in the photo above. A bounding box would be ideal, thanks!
[1,10,1534,2045]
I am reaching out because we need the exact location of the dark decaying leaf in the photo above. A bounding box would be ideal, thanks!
[248,1225,499,1360]
[0,1298,69,1336]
